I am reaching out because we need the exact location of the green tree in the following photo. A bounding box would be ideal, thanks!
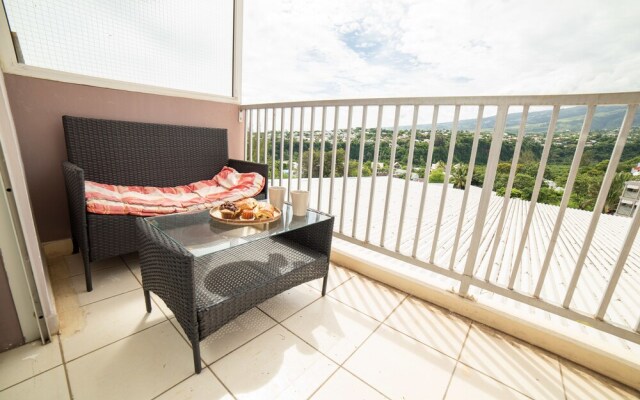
[451,164,468,189]
[429,169,445,183]
[604,172,631,213]
[513,174,536,200]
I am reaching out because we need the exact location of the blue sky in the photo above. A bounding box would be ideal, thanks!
[242,0,640,106]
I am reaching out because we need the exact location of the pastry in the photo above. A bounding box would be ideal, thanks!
[255,203,276,219]
[235,198,258,211]
[241,209,255,219]
[219,201,238,212]
[219,209,236,219]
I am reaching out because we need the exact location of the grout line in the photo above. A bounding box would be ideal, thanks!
[77,286,142,308]
[306,367,341,399]
[559,362,569,400]
[63,319,169,363]
[453,323,536,399]
[441,322,472,399]
[456,321,473,361]
[441,361,460,400]
[57,335,74,400]
[150,372,195,399]
[208,366,238,400]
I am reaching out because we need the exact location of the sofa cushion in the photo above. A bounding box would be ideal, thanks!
[85,167,265,216]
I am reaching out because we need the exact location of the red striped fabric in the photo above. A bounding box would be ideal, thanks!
[85,167,264,216]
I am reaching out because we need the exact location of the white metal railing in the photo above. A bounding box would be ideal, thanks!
[240,92,640,344]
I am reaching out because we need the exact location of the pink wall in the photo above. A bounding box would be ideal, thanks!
[4,74,244,242]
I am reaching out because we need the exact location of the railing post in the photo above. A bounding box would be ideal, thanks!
[288,107,295,199]
[328,106,340,215]
[596,204,640,320]
[562,104,638,308]
[339,106,354,233]
[264,108,269,167]
[412,106,439,258]
[243,109,248,161]
[317,107,327,210]
[256,108,261,163]
[380,105,401,247]
[449,105,484,270]
[352,106,368,238]
[534,105,595,297]
[298,107,305,190]
[396,105,419,252]
[430,105,460,263]
[508,105,560,290]
[271,108,276,186]
[458,105,508,296]
[308,107,315,193]
[279,108,285,185]
[484,106,529,281]
[248,109,254,162]
[365,106,384,243]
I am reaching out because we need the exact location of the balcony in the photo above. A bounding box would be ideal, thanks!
[0,251,636,399]
[0,1,639,399]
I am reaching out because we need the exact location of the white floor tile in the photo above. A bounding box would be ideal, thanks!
[70,263,140,306]
[156,368,233,400]
[282,296,379,363]
[445,363,528,399]
[458,324,564,399]
[60,289,166,361]
[561,361,639,400]
[345,324,457,400]
[311,368,387,400]
[385,296,470,358]
[328,275,406,321]
[0,336,62,390]
[0,365,69,400]
[257,284,321,322]
[344,325,456,399]
[211,325,337,400]
[170,308,276,365]
[66,321,199,400]
[307,264,354,293]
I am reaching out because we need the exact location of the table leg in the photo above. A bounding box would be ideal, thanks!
[144,290,152,313]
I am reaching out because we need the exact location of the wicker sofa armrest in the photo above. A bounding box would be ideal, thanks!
[62,162,89,253]
[227,158,269,198]
[136,218,199,342]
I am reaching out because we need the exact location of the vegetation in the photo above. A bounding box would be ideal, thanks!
[248,126,640,215]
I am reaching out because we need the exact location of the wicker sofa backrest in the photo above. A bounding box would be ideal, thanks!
[63,116,229,187]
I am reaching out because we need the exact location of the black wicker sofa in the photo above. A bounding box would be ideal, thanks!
[62,116,268,292]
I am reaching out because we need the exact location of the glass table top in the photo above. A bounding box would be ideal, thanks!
[143,203,332,257]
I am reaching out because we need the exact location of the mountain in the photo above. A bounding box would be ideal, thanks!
[405,105,640,133]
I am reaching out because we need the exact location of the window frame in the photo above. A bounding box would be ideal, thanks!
[0,0,243,104]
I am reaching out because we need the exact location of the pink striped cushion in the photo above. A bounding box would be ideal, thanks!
[85,167,265,216]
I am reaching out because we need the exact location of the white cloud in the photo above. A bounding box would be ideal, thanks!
[242,0,640,111]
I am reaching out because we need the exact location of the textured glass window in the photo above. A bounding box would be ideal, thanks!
[3,0,234,97]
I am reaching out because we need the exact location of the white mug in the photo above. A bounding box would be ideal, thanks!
[268,187,286,211]
[290,190,309,216]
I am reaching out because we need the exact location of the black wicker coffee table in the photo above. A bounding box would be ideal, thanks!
[136,203,334,373]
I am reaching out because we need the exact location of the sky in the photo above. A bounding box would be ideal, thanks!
[242,0,640,106]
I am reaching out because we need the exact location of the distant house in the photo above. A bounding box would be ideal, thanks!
[615,181,640,217]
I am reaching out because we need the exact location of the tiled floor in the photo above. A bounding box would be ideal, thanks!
[1,254,638,400]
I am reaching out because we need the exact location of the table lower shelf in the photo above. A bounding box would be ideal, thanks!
[193,236,328,337]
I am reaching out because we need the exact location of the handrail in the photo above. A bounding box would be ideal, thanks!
[240,91,640,109]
